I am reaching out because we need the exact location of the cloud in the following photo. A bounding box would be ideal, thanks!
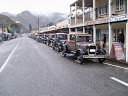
[0,0,76,15]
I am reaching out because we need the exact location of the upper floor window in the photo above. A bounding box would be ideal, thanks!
[85,12,91,19]
[104,3,108,14]
[98,3,108,16]
[116,0,124,11]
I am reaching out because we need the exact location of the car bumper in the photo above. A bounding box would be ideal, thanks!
[83,55,105,59]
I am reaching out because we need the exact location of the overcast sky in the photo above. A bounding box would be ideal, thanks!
[0,0,76,15]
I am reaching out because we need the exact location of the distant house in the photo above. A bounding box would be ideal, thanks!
[0,28,8,33]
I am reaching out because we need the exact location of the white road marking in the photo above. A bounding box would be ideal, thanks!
[0,40,21,72]
[103,62,128,70]
[110,77,128,87]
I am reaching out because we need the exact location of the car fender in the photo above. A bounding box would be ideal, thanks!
[76,49,85,56]
[100,48,106,55]
[97,48,106,55]
[62,44,68,52]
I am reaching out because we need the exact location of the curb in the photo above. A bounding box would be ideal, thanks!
[106,58,128,65]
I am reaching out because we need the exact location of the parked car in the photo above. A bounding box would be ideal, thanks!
[61,32,106,64]
[47,34,55,46]
[53,33,67,52]
[37,34,44,43]
[43,34,49,44]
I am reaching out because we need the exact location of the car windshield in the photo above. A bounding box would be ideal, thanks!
[51,35,55,38]
[45,35,49,37]
[76,36,91,42]
[58,34,67,40]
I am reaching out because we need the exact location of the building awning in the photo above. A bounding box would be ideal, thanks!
[69,23,84,28]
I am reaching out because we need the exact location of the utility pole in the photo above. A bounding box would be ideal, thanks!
[38,18,40,33]
[29,24,32,34]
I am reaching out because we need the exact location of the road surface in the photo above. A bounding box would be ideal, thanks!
[0,35,128,96]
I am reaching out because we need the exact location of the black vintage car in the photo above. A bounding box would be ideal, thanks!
[52,33,67,52]
[37,34,44,43]
[42,34,49,44]
[47,34,55,46]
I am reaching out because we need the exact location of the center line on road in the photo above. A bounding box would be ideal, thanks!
[103,62,128,70]
[0,40,22,72]
[110,77,128,87]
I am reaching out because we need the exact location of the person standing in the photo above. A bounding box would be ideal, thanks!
[119,30,124,52]
[103,34,106,48]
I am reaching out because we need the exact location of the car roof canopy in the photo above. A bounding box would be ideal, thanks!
[55,33,67,35]
[69,32,92,37]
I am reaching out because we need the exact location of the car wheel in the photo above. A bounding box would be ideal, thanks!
[57,47,60,52]
[98,58,105,63]
[77,52,84,64]
[53,46,55,50]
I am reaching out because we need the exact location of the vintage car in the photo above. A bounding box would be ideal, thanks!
[42,34,49,44]
[52,33,67,52]
[47,34,55,46]
[61,32,106,64]
[37,34,44,43]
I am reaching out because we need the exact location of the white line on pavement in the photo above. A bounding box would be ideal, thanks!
[103,62,128,70]
[0,40,21,72]
[110,77,128,87]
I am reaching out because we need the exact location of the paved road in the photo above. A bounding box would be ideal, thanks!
[0,35,128,96]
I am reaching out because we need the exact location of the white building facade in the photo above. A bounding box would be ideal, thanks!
[69,0,128,62]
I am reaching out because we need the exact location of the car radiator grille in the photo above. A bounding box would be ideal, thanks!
[89,46,96,54]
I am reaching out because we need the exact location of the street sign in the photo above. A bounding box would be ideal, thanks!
[109,43,125,60]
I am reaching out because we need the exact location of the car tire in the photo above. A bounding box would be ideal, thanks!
[57,47,60,52]
[98,58,105,63]
[77,52,84,64]
[53,46,55,50]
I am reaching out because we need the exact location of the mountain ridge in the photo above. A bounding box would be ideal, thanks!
[0,11,68,30]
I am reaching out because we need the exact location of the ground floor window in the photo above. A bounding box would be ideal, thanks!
[101,30,109,41]
[96,30,100,40]
[113,29,124,42]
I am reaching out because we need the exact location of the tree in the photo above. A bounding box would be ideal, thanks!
[3,25,14,34]
[29,24,32,32]
[10,22,21,33]
[47,22,54,27]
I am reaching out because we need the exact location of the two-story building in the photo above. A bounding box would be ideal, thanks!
[69,0,128,62]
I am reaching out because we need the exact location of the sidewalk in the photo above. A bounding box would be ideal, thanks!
[104,46,128,64]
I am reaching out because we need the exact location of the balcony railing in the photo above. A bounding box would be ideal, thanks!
[71,11,93,20]
[95,0,126,19]
[70,0,126,25]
